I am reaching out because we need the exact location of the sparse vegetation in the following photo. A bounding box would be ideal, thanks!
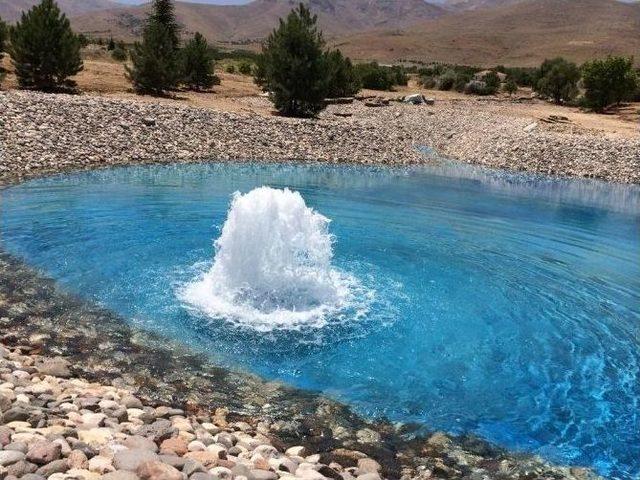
[9,0,83,92]
[238,62,252,75]
[503,77,518,96]
[111,41,128,62]
[225,65,236,74]
[534,57,580,104]
[353,62,408,91]
[126,0,180,95]
[581,56,638,112]
[181,32,219,91]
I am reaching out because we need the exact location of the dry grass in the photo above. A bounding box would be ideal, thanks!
[1,50,638,139]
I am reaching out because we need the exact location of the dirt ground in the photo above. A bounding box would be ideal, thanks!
[2,50,639,139]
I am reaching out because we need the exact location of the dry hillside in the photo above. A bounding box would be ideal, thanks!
[335,0,640,66]
[0,0,118,23]
[71,0,447,42]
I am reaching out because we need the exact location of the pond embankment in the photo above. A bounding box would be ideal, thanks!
[1,90,639,185]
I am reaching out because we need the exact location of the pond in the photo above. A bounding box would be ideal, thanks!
[1,162,638,479]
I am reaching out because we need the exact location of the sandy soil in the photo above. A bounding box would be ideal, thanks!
[2,51,639,139]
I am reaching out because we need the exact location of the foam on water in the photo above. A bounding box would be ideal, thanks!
[180,187,371,331]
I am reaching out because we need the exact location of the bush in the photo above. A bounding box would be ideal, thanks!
[238,62,252,75]
[107,37,115,51]
[581,56,638,112]
[389,65,408,86]
[437,69,457,90]
[225,64,235,74]
[111,41,128,61]
[535,57,580,104]
[324,49,360,98]
[0,17,6,62]
[126,0,180,95]
[503,77,518,96]
[255,4,328,117]
[181,32,219,90]
[483,71,500,95]
[418,75,437,89]
[9,0,83,91]
[354,62,394,90]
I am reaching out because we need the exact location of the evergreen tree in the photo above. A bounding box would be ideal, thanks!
[582,56,638,112]
[181,32,218,90]
[126,0,180,95]
[9,0,83,91]
[255,3,328,117]
[325,49,360,98]
[149,0,180,50]
[534,57,580,104]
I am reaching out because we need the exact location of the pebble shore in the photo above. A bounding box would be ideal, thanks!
[1,90,639,184]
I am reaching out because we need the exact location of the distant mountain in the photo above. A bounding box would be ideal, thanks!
[71,0,448,42]
[336,0,640,66]
[1,0,118,23]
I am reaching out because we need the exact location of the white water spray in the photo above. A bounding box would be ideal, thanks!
[181,187,370,331]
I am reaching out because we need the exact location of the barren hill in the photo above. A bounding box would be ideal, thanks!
[334,0,640,66]
[71,0,447,42]
[1,0,118,23]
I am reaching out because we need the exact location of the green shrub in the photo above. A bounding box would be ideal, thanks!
[181,32,219,90]
[111,41,128,61]
[225,64,235,74]
[238,62,252,75]
[581,56,638,112]
[107,37,115,51]
[483,71,500,95]
[325,49,360,98]
[503,77,518,96]
[437,69,457,90]
[9,0,83,91]
[354,62,394,90]
[0,17,6,63]
[419,75,437,89]
[126,0,180,95]
[534,57,580,104]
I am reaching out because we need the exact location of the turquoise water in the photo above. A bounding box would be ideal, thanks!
[1,163,639,478]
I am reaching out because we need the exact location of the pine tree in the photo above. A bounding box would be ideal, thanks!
[149,0,180,50]
[126,0,180,95]
[255,3,329,117]
[9,0,83,91]
[325,49,360,98]
[181,32,218,91]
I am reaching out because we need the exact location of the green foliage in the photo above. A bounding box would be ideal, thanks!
[107,37,115,51]
[225,64,236,74]
[534,57,580,104]
[149,0,180,49]
[238,62,252,75]
[504,77,518,96]
[353,62,394,90]
[181,32,219,90]
[126,0,180,95]
[77,33,89,48]
[9,0,83,91]
[255,3,329,117]
[482,71,500,94]
[502,66,537,87]
[581,56,638,112]
[324,49,360,98]
[111,41,128,62]
[0,17,8,62]
[437,69,457,90]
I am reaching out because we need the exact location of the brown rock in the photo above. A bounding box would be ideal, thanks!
[160,437,188,456]
[26,441,61,465]
[67,450,89,470]
[136,461,182,480]
[184,451,218,468]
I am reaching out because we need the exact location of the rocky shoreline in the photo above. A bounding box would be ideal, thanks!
[0,253,603,480]
[1,90,639,185]
[0,89,625,480]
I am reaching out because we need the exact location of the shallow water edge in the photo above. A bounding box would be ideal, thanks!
[0,251,604,480]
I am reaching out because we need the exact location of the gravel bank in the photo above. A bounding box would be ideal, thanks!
[1,90,639,184]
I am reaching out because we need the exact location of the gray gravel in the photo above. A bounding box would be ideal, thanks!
[1,91,638,184]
